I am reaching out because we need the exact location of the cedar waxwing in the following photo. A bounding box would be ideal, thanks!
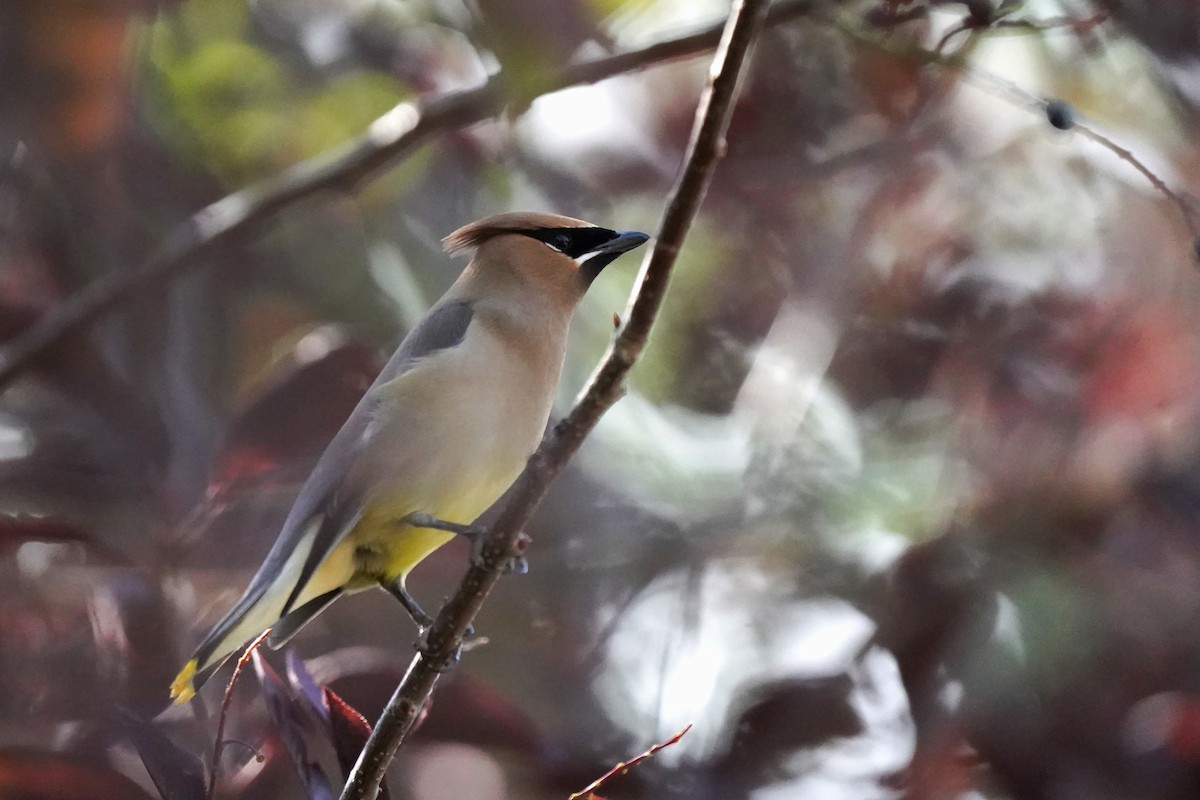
[170,212,649,703]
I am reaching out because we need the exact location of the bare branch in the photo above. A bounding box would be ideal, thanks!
[1074,124,1200,241]
[337,0,774,797]
[568,723,693,800]
[206,629,269,800]
[0,0,816,391]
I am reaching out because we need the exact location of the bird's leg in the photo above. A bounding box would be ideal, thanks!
[404,512,530,574]
[384,580,435,631]
[403,512,480,538]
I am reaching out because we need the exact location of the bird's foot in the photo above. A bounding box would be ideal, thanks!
[501,531,533,575]
[416,624,481,673]
[469,530,532,574]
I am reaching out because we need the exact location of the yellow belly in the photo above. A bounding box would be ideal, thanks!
[342,522,455,590]
[336,471,515,590]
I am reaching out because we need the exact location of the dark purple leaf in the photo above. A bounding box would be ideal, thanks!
[94,573,174,717]
[118,710,206,800]
[302,646,403,720]
[252,651,334,800]
[300,763,336,800]
[287,649,330,726]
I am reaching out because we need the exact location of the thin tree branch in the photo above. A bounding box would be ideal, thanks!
[568,722,693,800]
[206,629,269,800]
[0,0,818,391]
[1074,124,1200,241]
[337,0,773,798]
[828,9,1200,244]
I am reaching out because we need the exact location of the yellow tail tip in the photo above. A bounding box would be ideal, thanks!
[170,659,198,705]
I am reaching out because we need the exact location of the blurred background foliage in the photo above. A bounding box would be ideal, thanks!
[3,0,1200,798]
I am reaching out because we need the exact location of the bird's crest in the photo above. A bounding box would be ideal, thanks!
[442,211,594,256]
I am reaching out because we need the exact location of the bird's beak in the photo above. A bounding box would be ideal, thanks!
[577,230,650,286]
[593,230,651,255]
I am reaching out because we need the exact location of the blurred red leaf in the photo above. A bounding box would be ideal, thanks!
[208,327,381,500]
[1084,305,1200,426]
[14,1,136,155]
[0,749,155,800]
[0,515,127,564]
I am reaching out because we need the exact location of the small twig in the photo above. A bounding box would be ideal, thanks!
[1075,125,1200,240]
[206,628,270,800]
[337,0,773,798]
[568,723,694,800]
[215,738,264,761]
[831,11,1200,245]
[934,10,1109,55]
[0,0,818,392]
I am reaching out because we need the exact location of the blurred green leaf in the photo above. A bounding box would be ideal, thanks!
[148,36,290,182]
[585,0,657,18]
[576,221,728,405]
[143,11,410,186]
[1010,570,1097,695]
[295,73,409,160]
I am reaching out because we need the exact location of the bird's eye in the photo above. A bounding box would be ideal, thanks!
[549,233,572,253]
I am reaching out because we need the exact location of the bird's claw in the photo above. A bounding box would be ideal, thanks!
[470,530,532,574]
[502,554,529,575]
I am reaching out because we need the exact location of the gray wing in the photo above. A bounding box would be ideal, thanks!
[378,299,475,383]
[280,298,475,609]
[191,300,475,669]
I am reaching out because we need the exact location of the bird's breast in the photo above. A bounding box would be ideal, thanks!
[366,312,565,525]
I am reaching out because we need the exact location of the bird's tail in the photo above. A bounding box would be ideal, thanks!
[169,582,284,704]
[169,518,355,704]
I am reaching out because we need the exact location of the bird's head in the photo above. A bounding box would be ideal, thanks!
[444,212,649,305]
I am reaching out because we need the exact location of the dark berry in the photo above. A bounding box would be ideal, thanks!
[1045,100,1075,131]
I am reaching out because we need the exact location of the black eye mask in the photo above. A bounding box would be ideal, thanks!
[521,227,619,259]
